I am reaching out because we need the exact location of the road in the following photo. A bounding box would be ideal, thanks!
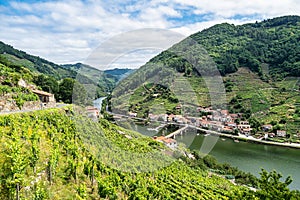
[109,111,300,149]
[186,125,300,149]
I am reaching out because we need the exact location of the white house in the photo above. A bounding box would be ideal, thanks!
[276,130,286,137]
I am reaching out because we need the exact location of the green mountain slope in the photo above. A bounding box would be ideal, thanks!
[0,56,39,109]
[0,41,121,106]
[110,15,300,138]
[0,41,76,79]
[190,15,300,78]
[145,15,300,79]
[0,108,298,199]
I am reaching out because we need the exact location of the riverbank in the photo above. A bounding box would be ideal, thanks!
[104,110,300,149]
[176,132,300,190]
[192,126,300,149]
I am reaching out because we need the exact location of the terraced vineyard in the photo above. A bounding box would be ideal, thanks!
[0,107,298,199]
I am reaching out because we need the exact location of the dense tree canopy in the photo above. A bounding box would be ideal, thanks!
[149,15,300,79]
[57,78,87,105]
[33,74,59,97]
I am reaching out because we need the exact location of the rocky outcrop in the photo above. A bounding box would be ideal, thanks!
[18,79,37,90]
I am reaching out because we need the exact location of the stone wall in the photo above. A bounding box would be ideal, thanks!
[0,99,56,113]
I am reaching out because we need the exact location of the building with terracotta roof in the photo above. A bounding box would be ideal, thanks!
[86,106,100,120]
[154,136,178,149]
[221,110,229,116]
[32,89,55,103]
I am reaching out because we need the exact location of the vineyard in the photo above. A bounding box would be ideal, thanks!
[0,107,298,199]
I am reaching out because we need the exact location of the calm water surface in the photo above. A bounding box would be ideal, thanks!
[176,132,300,190]
[117,119,300,190]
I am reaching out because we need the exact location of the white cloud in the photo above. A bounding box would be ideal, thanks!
[175,0,300,18]
[171,18,257,36]
[0,0,299,67]
[85,28,185,70]
[9,1,33,12]
[107,49,162,69]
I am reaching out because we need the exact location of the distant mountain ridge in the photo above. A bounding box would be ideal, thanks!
[104,68,135,82]
[0,41,76,79]
[0,41,120,105]
[104,68,133,76]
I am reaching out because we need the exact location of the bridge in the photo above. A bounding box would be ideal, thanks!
[165,125,189,138]
[164,124,235,139]
[103,111,300,149]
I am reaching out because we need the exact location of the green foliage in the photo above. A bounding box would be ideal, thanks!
[190,16,300,78]
[76,183,87,199]
[0,108,299,199]
[58,78,87,104]
[33,182,49,200]
[0,41,76,79]
[13,91,39,109]
[257,169,298,199]
[2,131,29,199]
[128,83,180,117]
[33,74,59,97]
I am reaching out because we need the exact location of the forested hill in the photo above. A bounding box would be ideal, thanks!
[0,41,133,85]
[150,15,300,79]
[111,16,300,134]
[0,41,122,104]
[0,41,76,79]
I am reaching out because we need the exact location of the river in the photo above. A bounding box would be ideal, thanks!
[93,97,107,111]
[176,132,300,190]
[116,121,300,190]
[97,96,300,190]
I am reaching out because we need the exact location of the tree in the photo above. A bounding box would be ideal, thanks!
[203,155,218,169]
[249,117,261,130]
[33,74,59,98]
[73,81,87,105]
[257,169,296,199]
[58,78,87,105]
[58,78,75,103]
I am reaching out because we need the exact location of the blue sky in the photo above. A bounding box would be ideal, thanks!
[0,0,299,68]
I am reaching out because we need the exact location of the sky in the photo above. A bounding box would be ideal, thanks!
[0,0,299,69]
